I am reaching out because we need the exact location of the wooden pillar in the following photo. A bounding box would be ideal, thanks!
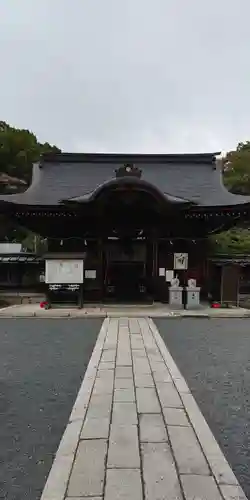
[99,238,104,301]
[156,239,170,303]
[151,238,158,300]
[152,239,158,277]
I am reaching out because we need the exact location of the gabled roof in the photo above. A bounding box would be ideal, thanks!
[0,152,249,208]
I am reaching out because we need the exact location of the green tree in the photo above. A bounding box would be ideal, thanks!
[210,228,250,255]
[223,141,250,194]
[0,121,60,188]
[209,142,250,255]
[0,121,60,244]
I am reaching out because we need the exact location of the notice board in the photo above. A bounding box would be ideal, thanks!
[45,259,84,284]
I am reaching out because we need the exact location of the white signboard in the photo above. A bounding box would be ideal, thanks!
[45,259,84,284]
[174,253,188,270]
[159,268,165,277]
[165,270,174,282]
[0,243,22,253]
[85,269,96,279]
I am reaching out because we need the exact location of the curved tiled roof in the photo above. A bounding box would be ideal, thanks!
[62,177,194,206]
[0,152,249,207]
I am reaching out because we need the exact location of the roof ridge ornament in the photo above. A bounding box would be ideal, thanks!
[115,163,142,179]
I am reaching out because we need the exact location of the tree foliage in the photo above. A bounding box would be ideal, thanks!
[210,141,250,255]
[223,141,250,195]
[0,121,60,189]
[0,121,60,244]
[210,228,250,255]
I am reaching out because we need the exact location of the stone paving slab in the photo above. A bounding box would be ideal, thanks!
[139,413,168,443]
[105,469,143,500]
[180,475,223,500]
[67,439,107,497]
[107,424,140,468]
[40,317,247,500]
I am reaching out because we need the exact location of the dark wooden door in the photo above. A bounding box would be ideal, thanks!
[106,261,146,302]
[221,265,239,305]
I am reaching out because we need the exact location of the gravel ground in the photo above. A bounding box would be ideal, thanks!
[156,318,250,499]
[0,318,102,500]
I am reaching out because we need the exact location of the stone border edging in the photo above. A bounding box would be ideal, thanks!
[40,318,109,500]
[1,306,250,319]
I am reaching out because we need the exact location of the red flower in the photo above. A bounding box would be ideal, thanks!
[40,301,48,308]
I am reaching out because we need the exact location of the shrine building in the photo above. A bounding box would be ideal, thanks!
[0,152,249,306]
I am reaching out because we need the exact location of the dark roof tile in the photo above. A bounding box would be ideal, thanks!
[0,153,249,207]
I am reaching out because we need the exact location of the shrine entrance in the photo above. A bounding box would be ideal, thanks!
[103,239,151,303]
[94,177,166,303]
[105,261,146,302]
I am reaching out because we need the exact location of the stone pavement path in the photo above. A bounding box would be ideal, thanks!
[41,318,246,500]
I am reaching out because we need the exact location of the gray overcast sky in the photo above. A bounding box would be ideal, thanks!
[0,0,250,154]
